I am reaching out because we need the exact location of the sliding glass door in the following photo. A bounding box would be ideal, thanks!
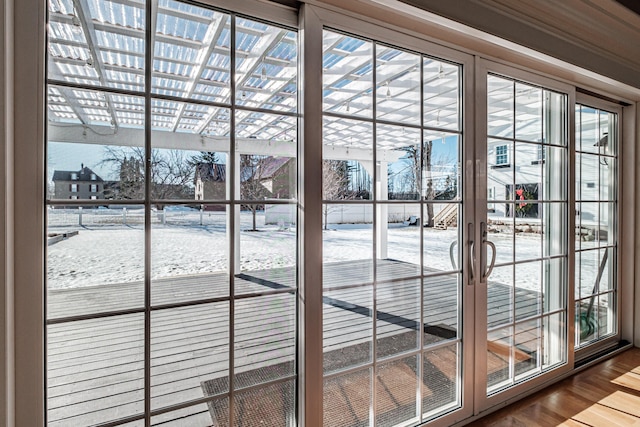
[44,3,623,426]
[475,61,575,410]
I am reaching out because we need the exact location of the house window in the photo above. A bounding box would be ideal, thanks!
[90,195,97,200]
[90,184,98,192]
[70,195,78,200]
[496,145,508,165]
[91,173,96,180]
[70,184,78,192]
[71,173,78,180]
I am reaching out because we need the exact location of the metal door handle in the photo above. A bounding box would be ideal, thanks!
[449,240,458,270]
[480,221,496,284]
[483,240,496,282]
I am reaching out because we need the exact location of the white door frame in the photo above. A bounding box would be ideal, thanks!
[473,58,576,415]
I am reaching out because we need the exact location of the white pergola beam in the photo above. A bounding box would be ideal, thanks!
[47,124,404,163]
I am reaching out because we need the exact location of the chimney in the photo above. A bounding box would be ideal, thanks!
[81,163,84,169]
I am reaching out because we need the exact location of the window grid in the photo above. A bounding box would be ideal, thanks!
[45,1,299,426]
[486,75,569,395]
[321,29,464,426]
[575,104,618,348]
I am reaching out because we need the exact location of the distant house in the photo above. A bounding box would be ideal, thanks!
[52,164,104,201]
[194,163,227,201]
[194,157,296,202]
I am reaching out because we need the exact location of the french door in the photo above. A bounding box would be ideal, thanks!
[473,60,575,413]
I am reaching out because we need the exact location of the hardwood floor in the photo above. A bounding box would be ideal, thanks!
[473,347,640,426]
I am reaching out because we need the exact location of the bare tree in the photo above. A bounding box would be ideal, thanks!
[102,147,196,208]
[322,160,352,230]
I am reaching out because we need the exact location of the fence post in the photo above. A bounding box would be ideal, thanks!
[200,205,204,226]
[78,206,83,226]
[123,207,127,225]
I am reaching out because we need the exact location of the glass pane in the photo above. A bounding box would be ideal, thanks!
[599,202,615,248]
[424,203,460,273]
[487,326,512,392]
[233,379,295,426]
[323,204,373,285]
[514,142,541,198]
[488,218,514,265]
[543,312,565,369]
[323,117,373,200]
[153,2,229,100]
[543,258,566,313]
[376,356,419,427]
[47,314,144,425]
[598,292,615,338]
[515,222,541,262]
[151,400,225,426]
[324,369,371,427]
[577,203,598,251]
[237,204,296,295]
[543,146,567,201]
[578,249,599,302]
[578,106,598,153]
[47,205,145,319]
[488,140,513,200]
[424,274,459,345]
[514,319,540,380]
[515,261,541,321]
[487,75,514,138]
[579,154,599,201]
[383,130,421,201]
[379,204,421,278]
[599,247,615,292]
[376,46,421,125]
[323,285,373,373]
[234,293,295,389]
[424,59,460,131]
[515,83,542,142]
[422,343,460,417]
[422,133,460,201]
[376,279,420,359]
[543,91,567,146]
[47,0,146,91]
[48,88,145,202]
[151,205,228,305]
[578,300,596,345]
[543,203,567,257]
[151,303,229,410]
[323,31,373,118]
[235,18,297,112]
[600,158,613,201]
[487,266,514,328]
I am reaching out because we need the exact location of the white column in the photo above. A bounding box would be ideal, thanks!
[376,161,388,259]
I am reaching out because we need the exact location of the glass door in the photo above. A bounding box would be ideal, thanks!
[475,61,575,411]
[313,7,476,425]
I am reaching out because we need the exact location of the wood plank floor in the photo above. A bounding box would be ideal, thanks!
[46,259,543,426]
[473,347,640,427]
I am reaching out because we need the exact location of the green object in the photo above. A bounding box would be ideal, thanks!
[579,311,596,340]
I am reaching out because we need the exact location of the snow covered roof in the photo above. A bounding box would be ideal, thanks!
[52,165,104,182]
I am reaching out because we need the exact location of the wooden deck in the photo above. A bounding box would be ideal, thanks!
[47,259,542,426]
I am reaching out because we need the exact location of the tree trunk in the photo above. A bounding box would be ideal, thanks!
[323,205,328,230]
[424,140,435,227]
[252,207,257,231]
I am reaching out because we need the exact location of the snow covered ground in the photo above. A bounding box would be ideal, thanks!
[47,209,605,300]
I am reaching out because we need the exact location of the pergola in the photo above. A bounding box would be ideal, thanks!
[46,0,467,266]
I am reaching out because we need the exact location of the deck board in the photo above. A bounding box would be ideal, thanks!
[47,259,544,426]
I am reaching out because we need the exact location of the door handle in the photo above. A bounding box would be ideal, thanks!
[480,221,496,284]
